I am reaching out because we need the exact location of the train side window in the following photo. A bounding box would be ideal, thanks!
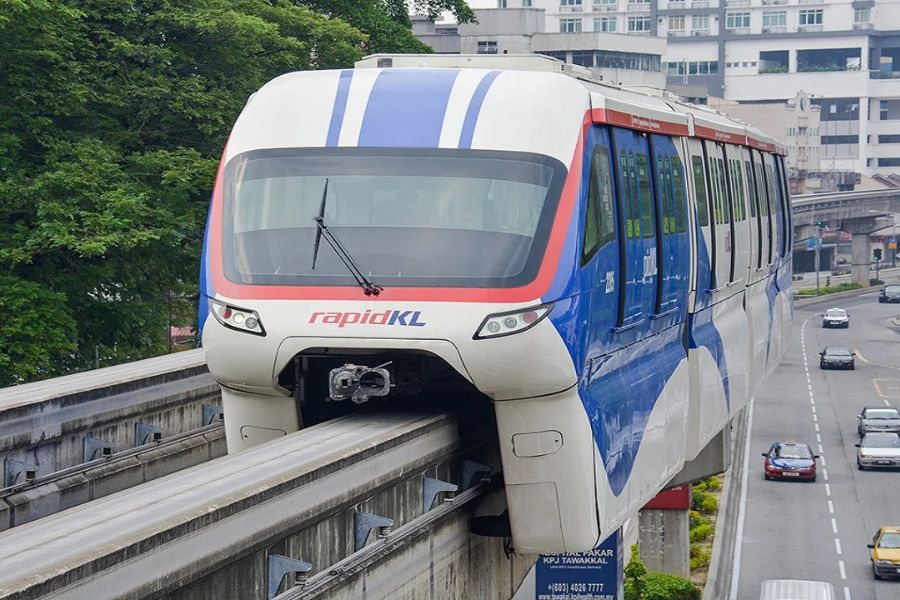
[619,150,633,239]
[630,153,642,238]
[671,156,687,233]
[656,155,672,234]
[745,160,758,219]
[716,158,730,223]
[582,145,615,265]
[691,156,710,227]
[733,160,746,221]
[636,153,655,238]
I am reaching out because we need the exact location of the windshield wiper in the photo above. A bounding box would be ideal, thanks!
[310,178,382,296]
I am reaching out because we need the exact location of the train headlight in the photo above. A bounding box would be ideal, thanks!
[209,299,266,336]
[473,304,553,340]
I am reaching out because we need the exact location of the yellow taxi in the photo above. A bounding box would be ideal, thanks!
[868,526,900,580]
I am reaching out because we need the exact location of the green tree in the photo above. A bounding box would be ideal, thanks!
[300,0,475,54]
[0,0,366,380]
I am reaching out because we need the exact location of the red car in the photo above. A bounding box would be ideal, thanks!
[762,441,818,481]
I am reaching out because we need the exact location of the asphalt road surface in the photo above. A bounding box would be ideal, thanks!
[734,291,900,600]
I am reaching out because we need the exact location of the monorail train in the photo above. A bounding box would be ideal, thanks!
[200,54,793,554]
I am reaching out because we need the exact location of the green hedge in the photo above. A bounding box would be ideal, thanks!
[625,544,701,600]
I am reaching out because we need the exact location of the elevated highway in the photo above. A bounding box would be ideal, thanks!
[792,189,900,285]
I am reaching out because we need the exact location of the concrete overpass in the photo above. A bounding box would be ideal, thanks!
[792,189,900,285]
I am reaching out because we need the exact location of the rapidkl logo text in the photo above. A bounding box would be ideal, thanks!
[309,310,427,328]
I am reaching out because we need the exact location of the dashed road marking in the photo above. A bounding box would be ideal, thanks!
[821,456,827,467]
[835,538,842,555]
[828,500,834,514]
[854,348,869,363]
[823,468,829,481]
[826,483,831,497]
[843,586,851,600]
[831,518,838,533]
[839,560,847,579]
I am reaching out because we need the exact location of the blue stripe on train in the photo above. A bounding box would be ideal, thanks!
[358,69,459,147]
[459,70,500,149]
[326,70,354,146]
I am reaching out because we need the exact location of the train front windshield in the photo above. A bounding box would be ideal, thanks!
[223,148,566,288]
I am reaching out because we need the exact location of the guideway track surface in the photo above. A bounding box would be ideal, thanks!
[0,412,467,600]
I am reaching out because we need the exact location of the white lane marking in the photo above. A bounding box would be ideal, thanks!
[821,456,827,467]
[839,560,846,579]
[831,518,838,533]
[812,405,817,414]
[843,586,851,600]
[817,440,823,451]
[828,500,834,514]
[813,413,818,423]
[835,538,842,555]
[826,483,832,496]
[887,399,892,406]
[728,399,754,600]
[823,468,829,481]
[808,384,814,392]
[815,422,820,432]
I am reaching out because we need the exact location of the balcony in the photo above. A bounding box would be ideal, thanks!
[691,28,710,36]
[726,0,750,6]
[798,24,823,32]
[560,5,584,13]
[761,26,787,33]
[668,0,686,6]
[761,0,787,5]
[691,0,709,7]
[668,29,688,36]
[727,27,752,35]
[627,3,651,12]
[759,65,788,74]
[798,0,823,4]
[854,22,874,30]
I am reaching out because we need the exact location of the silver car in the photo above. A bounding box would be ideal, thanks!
[856,432,900,470]
[822,308,849,328]
[858,406,900,436]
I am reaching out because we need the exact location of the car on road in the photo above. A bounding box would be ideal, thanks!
[868,526,900,580]
[759,579,835,600]
[855,432,900,470]
[762,441,818,481]
[821,308,849,328]
[857,406,900,436]
[819,346,855,370]
[880,284,900,303]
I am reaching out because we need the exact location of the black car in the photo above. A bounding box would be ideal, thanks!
[880,285,900,303]
[820,346,855,370]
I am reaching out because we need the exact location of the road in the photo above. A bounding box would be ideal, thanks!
[734,291,900,600]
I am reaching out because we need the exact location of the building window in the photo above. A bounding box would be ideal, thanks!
[498,0,507,7]
[596,50,660,71]
[476,41,498,54]
[560,0,583,5]
[878,158,900,167]
[522,0,533,6]
[594,0,617,4]
[628,16,651,32]
[572,50,594,67]
[762,11,787,28]
[594,17,618,32]
[799,9,823,26]
[879,135,900,143]
[725,12,750,29]
[692,15,709,31]
[854,7,870,23]
[560,18,583,33]
[667,60,719,75]
[669,16,685,31]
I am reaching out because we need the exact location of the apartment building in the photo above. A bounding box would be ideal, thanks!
[504,0,900,176]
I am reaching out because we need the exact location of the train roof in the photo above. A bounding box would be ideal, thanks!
[357,54,787,155]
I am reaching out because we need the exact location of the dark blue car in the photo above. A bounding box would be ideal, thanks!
[763,441,818,481]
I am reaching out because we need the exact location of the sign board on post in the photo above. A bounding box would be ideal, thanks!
[535,528,623,600]
[642,484,691,511]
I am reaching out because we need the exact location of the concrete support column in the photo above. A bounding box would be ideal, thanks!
[638,509,690,577]
[789,49,798,73]
[851,232,872,286]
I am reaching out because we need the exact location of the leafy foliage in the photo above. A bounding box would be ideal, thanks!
[0,0,372,380]
[625,545,701,600]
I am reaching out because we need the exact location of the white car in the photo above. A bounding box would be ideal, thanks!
[856,432,900,470]
[822,308,849,328]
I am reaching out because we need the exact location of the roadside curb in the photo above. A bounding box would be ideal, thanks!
[794,286,879,308]
[703,405,750,600]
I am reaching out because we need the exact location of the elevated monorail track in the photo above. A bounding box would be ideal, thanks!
[0,411,505,600]
[0,422,225,530]
[0,349,219,482]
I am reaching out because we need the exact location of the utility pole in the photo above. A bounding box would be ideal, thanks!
[815,222,822,295]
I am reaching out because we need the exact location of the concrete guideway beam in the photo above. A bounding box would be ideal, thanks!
[0,413,488,600]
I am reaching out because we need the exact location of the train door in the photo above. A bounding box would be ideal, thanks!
[751,150,773,268]
[581,126,620,356]
[761,153,783,265]
[738,147,761,278]
[688,140,714,298]
[703,141,732,290]
[723,144,750,285]
[612,128,657,330]
[649,134,690,321]
[775,156,792,263]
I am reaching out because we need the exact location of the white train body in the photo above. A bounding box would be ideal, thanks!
[201,55,793,553]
